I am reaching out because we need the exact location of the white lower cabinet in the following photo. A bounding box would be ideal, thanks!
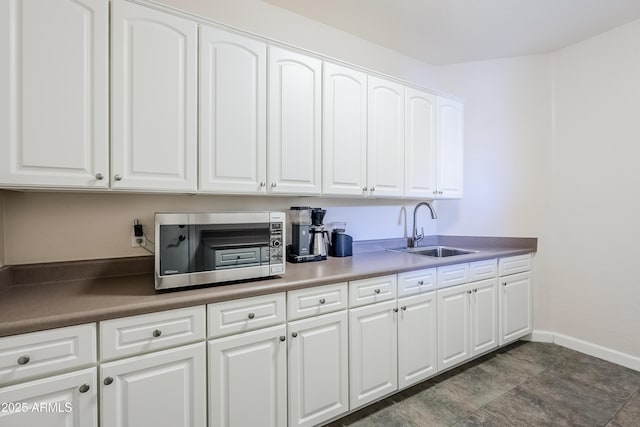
[470,279,499,356]
[288,311,348,427]
[0,255,533,427]
[100,342,206,427]
[397,292,438,389]
[499,271,533,345]
[349,299,398,410]
[498,255,533,346]
[208,324,287,427]
[437,283,471,371]
[0,368,97,427]
[437,278,498,371]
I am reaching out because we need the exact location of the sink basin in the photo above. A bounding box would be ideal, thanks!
[387,245,478,257]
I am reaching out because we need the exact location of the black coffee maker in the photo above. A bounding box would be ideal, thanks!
[287,206,314,262]
[329,222,353,257]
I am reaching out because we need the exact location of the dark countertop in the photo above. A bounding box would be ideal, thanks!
[0,236,536,337]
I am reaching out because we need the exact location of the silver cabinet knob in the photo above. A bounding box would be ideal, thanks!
[418,280,424,285]
[260,182,266,187]
[362,187,368,192]
[103,377,114,386]
[374,288,381,294]
[503,282,507,287]
[291,332,298,338]
[248,313,255,319]
[401,306,407,311]
[279,336,286,342]
[319,298,326,305]
[17,355,30,365]
[152,329,162,337]
[370,187,376,192]
[393,308,399,312]
[95,173,104,180]
[473,289,478,293]
[114,174,122,181]
[79,384,90,393]
[271,182,277,188]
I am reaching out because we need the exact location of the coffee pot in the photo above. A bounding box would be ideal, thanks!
[310,208,329,259]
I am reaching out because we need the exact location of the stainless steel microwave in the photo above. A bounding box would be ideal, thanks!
[154,212,285,290]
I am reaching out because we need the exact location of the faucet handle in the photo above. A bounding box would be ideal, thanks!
[417,227,424,241]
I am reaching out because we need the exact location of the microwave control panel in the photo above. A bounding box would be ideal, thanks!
[269,222,284,264]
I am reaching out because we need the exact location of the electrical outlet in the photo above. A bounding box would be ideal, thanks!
[132,234,146,248]
[131,225,146,248]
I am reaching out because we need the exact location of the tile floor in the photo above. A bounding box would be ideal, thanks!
[325,341,640,427]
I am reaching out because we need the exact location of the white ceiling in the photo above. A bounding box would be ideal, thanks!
[260,0,640,64]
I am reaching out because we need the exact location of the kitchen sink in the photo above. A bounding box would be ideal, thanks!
[387,245,478,257]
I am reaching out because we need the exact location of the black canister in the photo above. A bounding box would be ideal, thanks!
[330,231,353,257]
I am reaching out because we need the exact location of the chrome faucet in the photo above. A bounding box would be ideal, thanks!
[409,201,437,248]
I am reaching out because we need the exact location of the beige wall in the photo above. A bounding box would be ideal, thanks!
[0,190,5,267]
[548,19,640,357]
[2,192,437,264]
[433,18,640,359]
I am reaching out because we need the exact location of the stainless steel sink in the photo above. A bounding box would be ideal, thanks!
[387,245,478,257]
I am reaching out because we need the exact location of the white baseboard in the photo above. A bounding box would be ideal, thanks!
[529,329,640,372]
[526,330,554,343]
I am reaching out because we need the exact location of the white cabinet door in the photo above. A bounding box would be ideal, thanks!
[199,27,267,194]
[0,0,108,189]
[436,96,464,199]
[100,343,206,427]
[437,284,470,371]
[367,76,405,198]
[209,325,287,427]
[268,46,321,195]
[288,311,348,427]
[111,0,197,191]
[349,300,398,410]
[470,278,498,356]
[499,272,533,345]
[0,368,97,427]
[398,292,437,389]
[322,62,367,196]
[404,87,437,198]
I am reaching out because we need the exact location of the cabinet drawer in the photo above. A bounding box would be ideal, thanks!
[0,323,96,385]
[348,275,397,308]
[397,268,436,297]
[208,293,286,338]
[100,306,205,361]
[437,263,469,289]
[469,258,498,282]
[287,282,347,321]
[499,254,531,276]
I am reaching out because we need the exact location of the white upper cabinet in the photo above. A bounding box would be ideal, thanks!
[199,27,267,194]
[111,0,197,191]
[404,88,437,198]
[367,76,405,198]
[0,0,109,189]
[436,96,464,198]
[268,46,322,195]
[322,62,367,196]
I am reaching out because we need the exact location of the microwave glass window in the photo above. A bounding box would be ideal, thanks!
[159,223,271,275]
